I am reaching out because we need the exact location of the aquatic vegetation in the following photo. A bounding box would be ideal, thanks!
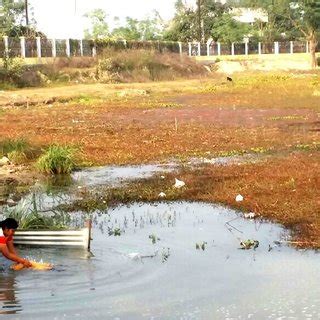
[37,145,79,174]
[108,227,122,236]
[2,193,71,230]
[196,241,207,251]
[239,239,259,250]
[149,233,160,244]
[161,248,170,263]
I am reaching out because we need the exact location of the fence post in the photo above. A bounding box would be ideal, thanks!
[36,36,41,58]
[92,43,97,57]
[231,42,235,55]
[51,39,56,57]
[274,41,279,54]
[206,40,210,56]
[306,41,309,53]
[20,36,26,58]
[3,36,8,55]
[245,42,248,55]
[66,39,70,57]
[188,42,191,56]
[80,39,83,56]
[178,42,182,55]
[290,41,293,54]
[258,42,262,55]
[197,42,201,56]
[217,42,221,56]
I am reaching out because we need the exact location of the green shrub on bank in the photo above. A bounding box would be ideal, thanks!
[0,138,28,156]
[36,145,78,174]
[0,138,39,163]
[7,150,27,165]
[0,54,24,83]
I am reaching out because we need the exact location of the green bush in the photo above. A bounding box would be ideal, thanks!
[7,150,27,165]
[0,138,28,156]
[1,53,24,83]
[0,138,39,162]
[36,145,78,174]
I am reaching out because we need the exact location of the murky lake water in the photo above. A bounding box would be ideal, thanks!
[1,201,320,319]
[1,164,320,319]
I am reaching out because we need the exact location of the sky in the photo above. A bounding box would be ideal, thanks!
[28,0,194,39]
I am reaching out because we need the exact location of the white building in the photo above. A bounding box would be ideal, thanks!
[231,7,268,24]
[215,0,268,24]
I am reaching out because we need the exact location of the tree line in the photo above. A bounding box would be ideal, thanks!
[0,0,319,67]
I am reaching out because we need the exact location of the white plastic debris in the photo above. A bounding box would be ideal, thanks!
[235,194,244,202]
[174,178,185,188]
[158,192,166,198]
[127,252,141,260]
[244,212,255,219]
[0,156,10,166]
[160,175,165,179]
[6,199,17,206]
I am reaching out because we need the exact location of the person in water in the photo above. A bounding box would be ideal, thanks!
[0,218,32,267]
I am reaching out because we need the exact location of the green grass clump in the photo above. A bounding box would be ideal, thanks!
[37,145,78,174]
[7,150,27,164]
[0,138,29,156]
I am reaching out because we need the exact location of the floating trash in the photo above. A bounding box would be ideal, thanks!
[244,212,256,219]
[174,178,185,188]
[235,194,244,202]
[127,252,142,260]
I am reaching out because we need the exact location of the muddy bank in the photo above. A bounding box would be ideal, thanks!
[0,164,40,205]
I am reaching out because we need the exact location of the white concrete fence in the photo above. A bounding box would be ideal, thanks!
[0,36,314,59]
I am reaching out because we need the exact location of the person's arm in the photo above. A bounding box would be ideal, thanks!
[6,240,18,256]
[0,244,32,267]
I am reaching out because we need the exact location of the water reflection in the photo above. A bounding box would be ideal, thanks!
[0,273,21,315]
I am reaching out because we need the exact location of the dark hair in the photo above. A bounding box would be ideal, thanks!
[0,218,19,230]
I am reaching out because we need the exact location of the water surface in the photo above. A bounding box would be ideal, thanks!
[1,201,319,319]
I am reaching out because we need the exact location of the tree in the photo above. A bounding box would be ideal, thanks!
[0,0,25,35]
[8,25,46,38]
[235,0,300,42]
[198,0,229,43]
[285,0,320,68]
[164,0,229,42]
[84,9,110,39]
[237,0,320,68]
[112,11,164,41]
[163,1,197,42]
[211,13,251,43]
